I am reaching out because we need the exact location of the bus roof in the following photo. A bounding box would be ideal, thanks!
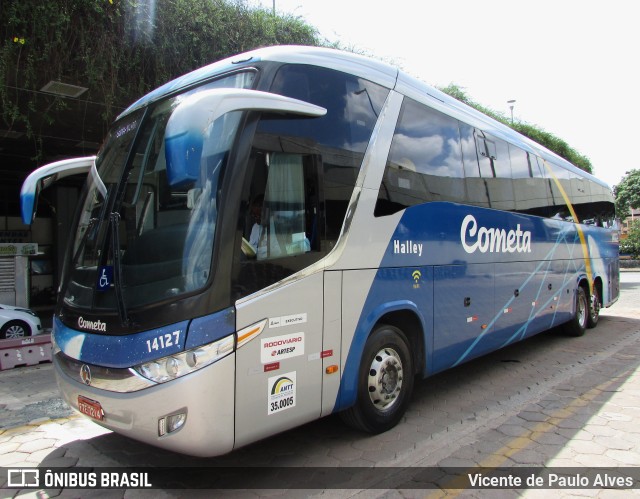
[118,45,398,120]
[119,45,609,189]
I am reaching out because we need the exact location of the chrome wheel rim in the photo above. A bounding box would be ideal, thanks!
[578,291,588,328]
[367,347,403,411]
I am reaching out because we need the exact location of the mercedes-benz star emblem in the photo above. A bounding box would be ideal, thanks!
[80,364,92,386]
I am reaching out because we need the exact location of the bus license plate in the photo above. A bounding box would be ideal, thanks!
[78,395,104,421]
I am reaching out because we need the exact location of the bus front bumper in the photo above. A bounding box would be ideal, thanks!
[53,352,236,457]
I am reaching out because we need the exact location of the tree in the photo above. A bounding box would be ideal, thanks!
[614,169,640,219]
[620,220,640,258]
[439,84,593,173]
[0,0,322,154]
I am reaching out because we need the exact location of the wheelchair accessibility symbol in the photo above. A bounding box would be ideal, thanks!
[97,266,113,291]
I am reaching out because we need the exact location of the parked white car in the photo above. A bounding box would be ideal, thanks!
[0,304,42,340]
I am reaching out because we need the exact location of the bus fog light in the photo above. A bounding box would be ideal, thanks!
[167,413,186,433]
[158,412,186,436]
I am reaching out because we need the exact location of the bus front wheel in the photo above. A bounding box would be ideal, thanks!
[341,324,414,434]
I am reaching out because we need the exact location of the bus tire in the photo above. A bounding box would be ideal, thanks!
[564,286,588,337]
[587,286,600,329]
[340,324,414,434]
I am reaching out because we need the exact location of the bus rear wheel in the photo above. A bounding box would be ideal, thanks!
[587,286,600,329]
[341,324,414,434]
[564,286,588,337]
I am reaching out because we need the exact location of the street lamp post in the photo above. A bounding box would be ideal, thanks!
[507,99,516,124]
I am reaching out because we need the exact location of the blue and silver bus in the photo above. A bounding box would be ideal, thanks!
[21,46,618,456]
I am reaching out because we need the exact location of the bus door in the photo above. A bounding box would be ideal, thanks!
[232,150,327,449]
[233,272,324,449]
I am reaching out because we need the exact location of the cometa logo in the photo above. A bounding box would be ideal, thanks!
[461,214,532,254]
[77,316,107,332]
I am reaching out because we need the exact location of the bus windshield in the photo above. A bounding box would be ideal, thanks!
[64,71,254,314]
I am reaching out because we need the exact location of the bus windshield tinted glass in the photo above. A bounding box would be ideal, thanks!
[64,71,254,312]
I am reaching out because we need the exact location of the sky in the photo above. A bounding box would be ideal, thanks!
[247,0,638,189]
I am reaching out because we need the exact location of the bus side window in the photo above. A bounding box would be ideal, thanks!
[375,97,465,216]
[250,153,310,260]
[233,64,389,300]
[233,150,323,299]
[510,146,551,217]
[547,162,573,221]
[475,131,514,211]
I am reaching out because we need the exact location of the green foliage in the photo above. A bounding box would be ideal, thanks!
[620,220,640,258]
[614,169,640,218]
[0,2,597,174]
[439,84,593,174]
[0,0,321,148]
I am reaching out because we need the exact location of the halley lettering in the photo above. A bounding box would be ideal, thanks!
[393,239,423,257]
[461,214,531,254]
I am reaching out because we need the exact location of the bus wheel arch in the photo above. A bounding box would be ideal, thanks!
[374,309,425,375]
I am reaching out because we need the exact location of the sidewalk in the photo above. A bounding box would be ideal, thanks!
[0,363,69,430]
[0,363,111,471]
[1,273,640,497]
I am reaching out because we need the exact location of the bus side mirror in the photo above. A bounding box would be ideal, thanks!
[164,88,326,187]
[20,156,97,225]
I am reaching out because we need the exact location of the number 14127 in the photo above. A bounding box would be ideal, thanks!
[146,330,180,353]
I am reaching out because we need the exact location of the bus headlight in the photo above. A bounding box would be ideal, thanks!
[133,334,234,383]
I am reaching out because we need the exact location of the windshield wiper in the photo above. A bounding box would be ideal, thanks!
[109,212,131,327]
[70,218,98,268]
